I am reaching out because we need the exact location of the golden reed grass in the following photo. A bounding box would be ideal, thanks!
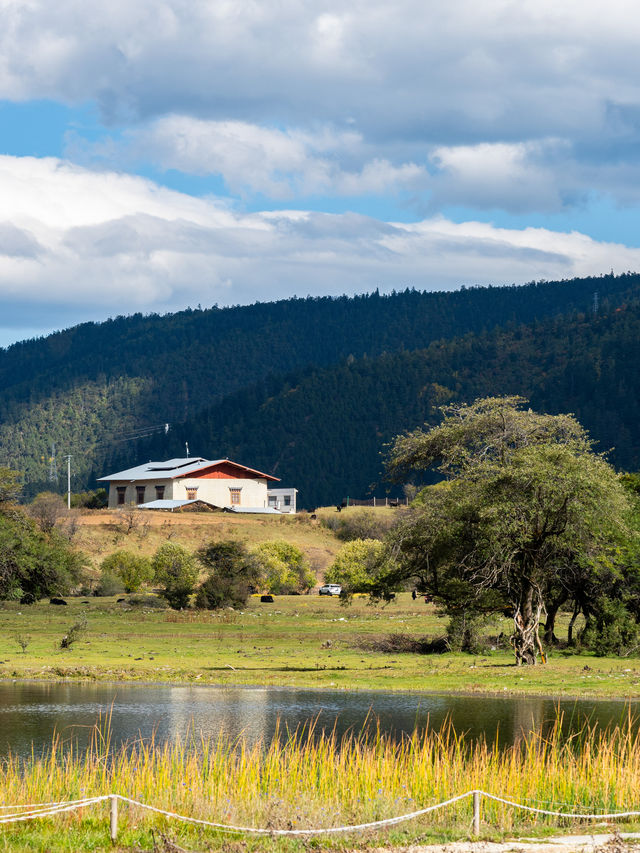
[1,712,640,835]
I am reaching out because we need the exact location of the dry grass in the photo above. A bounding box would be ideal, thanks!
[2,715,640,850]
[73,509,341,580]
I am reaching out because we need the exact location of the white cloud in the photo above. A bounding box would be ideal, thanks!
[0,154,639,343]
[71,115,427,199]
[428,139,571,212]
[2,0,640,144]
[2,1,640,212]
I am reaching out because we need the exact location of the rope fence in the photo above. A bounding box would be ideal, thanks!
[1,790,640,843]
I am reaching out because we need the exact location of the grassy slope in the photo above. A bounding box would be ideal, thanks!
[73,508,341,575]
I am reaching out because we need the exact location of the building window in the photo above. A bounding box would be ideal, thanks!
[229,488,241,505]
[136,486,146,504]
[186,487,198,501]
[284,495,291,507]
[116,486,126,506]
[155,485,165,500]
[268,495,277,506]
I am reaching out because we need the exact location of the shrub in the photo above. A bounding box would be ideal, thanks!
[70,489,108,509]
[446,611,488,654]
[583,599,639,656]
[94,570,124,597]
[0,510,85,602]
[252,540,315,594]
[100,550,153,593]
[196,541,261,609]
[325,539,385,594]
[28,492,67,533]
[152,543,199,609]
[320,509,394,541]
[60,616,87,649]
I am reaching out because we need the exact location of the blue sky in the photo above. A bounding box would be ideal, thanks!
[1,0,640,346]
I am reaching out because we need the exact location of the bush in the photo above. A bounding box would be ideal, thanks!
[60,616,87,649]
[28,492,67,533]
[320,508,394,541]
[196,541,261,610]
[70,489,108,509]
[152,543,199,609]
[446,611,487,654]
[100,550,153,593]
[325,539,385,594]
[94,570,124,597]
[0,510,85,602]
[252,540,315,594]
[127,594,166,609]
[583,599,639,656]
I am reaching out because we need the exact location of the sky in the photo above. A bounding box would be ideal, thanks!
[2,0,640,346]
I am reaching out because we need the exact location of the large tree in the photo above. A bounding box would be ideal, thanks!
[0,508,84,601]
[380,397,636,665]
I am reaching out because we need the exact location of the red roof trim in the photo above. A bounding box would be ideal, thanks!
[177,460,280,482]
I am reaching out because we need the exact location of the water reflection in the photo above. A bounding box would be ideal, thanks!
[0,681,637,760]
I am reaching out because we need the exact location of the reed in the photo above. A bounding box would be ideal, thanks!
[2,713,640,850]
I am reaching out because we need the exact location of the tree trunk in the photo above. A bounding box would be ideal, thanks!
[544,590,568,646]
[511,583,545,665]
[567,601,580,646]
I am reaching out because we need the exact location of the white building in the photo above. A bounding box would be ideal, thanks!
[98,457,291,512]
[267,488,298,513]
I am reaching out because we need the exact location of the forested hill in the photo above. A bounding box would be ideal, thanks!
[116,296,640,509]
[0,271,637,497]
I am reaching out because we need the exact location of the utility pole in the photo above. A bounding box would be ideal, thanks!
[65,455,72,510]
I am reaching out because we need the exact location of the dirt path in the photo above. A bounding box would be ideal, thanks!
[377,834,640,853]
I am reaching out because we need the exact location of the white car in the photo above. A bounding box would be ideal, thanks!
[318,583,342,596]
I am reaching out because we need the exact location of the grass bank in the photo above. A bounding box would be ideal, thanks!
[2,716,640,852]
[72,509,341,576]
[1,594,640,696]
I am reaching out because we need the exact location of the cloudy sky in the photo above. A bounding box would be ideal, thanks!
[1,0,640,345]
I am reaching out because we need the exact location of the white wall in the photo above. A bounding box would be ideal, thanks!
[267,488,297,513]
[174,477,268,507]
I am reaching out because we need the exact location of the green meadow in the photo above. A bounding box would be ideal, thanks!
[1,593,640,697]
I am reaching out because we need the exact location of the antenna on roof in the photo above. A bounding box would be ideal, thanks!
[185,442,190,458]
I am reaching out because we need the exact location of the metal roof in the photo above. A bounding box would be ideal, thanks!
[99,457,279,482]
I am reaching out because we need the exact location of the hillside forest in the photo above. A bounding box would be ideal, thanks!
[0,272,639,508]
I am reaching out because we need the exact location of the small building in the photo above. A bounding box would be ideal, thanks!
[267,487,298,514]
[98,457,284,511]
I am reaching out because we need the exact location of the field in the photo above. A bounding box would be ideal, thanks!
[2,590,640,696]
[1,506,640,694]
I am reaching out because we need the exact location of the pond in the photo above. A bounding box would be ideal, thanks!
[1,681,638,760]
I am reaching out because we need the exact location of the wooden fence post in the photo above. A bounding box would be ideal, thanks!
[472,790,481,836]
[110,795,118,843]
